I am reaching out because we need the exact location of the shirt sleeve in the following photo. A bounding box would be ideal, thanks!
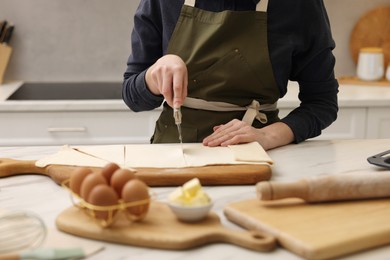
[281,49,339,143]
[278,0,339,143]
[122,0,165,112]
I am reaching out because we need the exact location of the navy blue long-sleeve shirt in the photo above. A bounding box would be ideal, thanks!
[123,0,339,143]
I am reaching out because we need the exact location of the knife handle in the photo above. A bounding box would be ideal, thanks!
[0,20,7,42]
[2,25,14,44]
[256,172,390,202]
[173,107,182,125]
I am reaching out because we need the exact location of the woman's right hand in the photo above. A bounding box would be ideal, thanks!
[145,54,188,108]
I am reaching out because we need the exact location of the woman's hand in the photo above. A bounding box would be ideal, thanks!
[203,120,295,150]
[145,54,188,108]
[203,119,259,146]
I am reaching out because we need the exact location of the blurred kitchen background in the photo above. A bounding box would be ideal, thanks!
[1,0,389,82]
[1,0,389,146]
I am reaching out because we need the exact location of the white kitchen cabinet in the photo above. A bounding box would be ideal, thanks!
[319,108,367,140]
[366,107,390,138]
[0,105,385,146]
[279,107,367,140]
[0,110,161,146]
[277,82,390,141]
[0,106,372,146]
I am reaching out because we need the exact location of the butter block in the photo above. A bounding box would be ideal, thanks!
[169,178,211,206]
[183,178,201,197]
[168,187,186,203]
[190,190,210,206]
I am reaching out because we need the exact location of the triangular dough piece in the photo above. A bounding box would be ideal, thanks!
[74,145,125,167]
[35,145,108,168]
[228,142,273,164]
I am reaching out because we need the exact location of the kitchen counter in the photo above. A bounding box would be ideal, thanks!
[1,139,389,259]
[1,81,390,110]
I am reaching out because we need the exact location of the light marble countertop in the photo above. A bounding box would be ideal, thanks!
[1,81,390,112]
[1,139,389,259]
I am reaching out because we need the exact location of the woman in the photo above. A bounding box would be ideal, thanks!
[122,0,338,150]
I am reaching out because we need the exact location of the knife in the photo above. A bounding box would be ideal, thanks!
[173,107,183,144]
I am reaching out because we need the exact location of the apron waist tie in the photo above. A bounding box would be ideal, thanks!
[184,0,269,12]
[182,97,277,124]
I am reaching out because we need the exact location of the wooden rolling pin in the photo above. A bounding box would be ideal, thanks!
[256,172,390,202]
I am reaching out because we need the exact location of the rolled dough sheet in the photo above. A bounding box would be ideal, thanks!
[125,144,187,168]
[35,142,273,168]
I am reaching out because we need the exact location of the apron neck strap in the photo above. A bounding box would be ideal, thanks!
[256,0,269,12]
[184,0,196,7]
[184,0,269,12]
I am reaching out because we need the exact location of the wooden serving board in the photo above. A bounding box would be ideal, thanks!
[350,6,390,66]
[56,202,276,251]
[224,198,390,260]
[0,158,271,186]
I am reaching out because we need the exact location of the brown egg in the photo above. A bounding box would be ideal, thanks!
[121,179,150,219]
[69,167,93,195]
[87,184,119,221]
[110,169,136,196]
[80,173,107,200]
[100,162,120,184]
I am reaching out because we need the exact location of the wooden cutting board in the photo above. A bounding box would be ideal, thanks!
[224,198,390,260]
[0,158,271,186]
[56,202,276,251]
[350,6,390,66]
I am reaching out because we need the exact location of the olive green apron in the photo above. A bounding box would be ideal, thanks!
[151,0,280,143]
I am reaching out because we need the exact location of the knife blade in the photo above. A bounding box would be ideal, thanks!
[173,107,183,144]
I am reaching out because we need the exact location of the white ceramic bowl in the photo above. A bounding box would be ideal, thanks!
[168,202,213,222]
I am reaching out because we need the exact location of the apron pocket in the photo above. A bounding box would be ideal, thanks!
[191,48,266,105]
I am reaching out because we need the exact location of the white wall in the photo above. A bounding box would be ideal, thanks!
[0,0,139,82]
[325,0,390,77]
[0,0,389,82]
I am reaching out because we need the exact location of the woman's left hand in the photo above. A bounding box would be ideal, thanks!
[202,119,259,147]
[202,120,295,150]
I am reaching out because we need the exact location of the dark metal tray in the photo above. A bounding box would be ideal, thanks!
[367,150,390,169]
